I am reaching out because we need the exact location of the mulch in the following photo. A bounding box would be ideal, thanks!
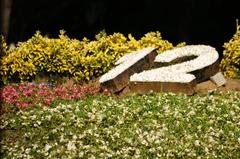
[196,78,240,94]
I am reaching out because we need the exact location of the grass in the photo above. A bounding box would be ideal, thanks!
[1,91,240,158]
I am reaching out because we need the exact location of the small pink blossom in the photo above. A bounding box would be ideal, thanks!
[16,102,30,109]
[1,82,101,109]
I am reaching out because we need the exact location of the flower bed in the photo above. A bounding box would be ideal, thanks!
[0,82,101,109]
[1,91,239,158]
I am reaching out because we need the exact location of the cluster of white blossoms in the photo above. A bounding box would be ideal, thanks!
[1,91,240,158]
[99,47,155,83]
[131,70,196,83]
[130,45,219,83]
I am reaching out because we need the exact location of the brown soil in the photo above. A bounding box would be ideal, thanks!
[196,78,240,94]
[82,78,240,96]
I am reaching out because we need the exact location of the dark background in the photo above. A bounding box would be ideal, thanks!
[3,0,240,54]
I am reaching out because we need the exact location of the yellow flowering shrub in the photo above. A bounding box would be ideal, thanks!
[0,35,8,83]
[0,35,8,58]
[0,30,176,83]
[220,22,240,78]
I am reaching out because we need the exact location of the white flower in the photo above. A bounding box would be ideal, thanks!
[194,140,200,146]
[73,135,77,140]
[31,115,37,120]
[60,135,65,143]
[44,144,52,152]
[187,110,196,116]
[208,136,215,144]
[21,122,27,126]
[46,115,51,121]
[25,148,31,154]
[204,147,209,154]
[37,121,41,125]
[67,141,76,151]
[89,155,96,159]
[78,151,84,157]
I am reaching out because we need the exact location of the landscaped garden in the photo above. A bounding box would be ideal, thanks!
[1,90,240,158]
[0,23,239,158]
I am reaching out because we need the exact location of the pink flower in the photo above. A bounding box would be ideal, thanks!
[36,89,47,96]
[17,83,26,92]
[1,82,102,109]
[16,102,30,109]
[44,97,54,106]
[23,89,33,97]
[1,85,20,104]
[103,89,111,96]
[39,83,49,90]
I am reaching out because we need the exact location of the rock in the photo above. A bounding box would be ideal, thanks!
[210,72,226,87]
[196,78,240,93]
[196,80,217,93]
[219,79,240,91]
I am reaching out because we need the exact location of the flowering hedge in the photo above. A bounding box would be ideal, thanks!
[220,22,240,78]
[0,35,8,58]
[0,31,176,84]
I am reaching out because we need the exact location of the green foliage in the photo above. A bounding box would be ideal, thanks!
[1,91,240,158]
[0,30,176,84]
[0,35,8,84]
[220,21,240,78]
[0,35,8,58]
